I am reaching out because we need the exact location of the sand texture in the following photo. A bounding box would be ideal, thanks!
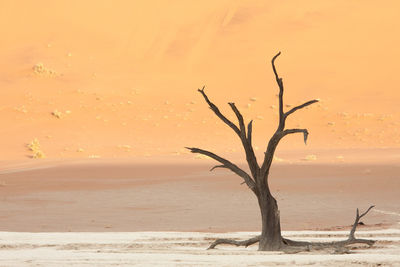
[0,230,400,266]
[1,159,399,232]
[1,1,400,160]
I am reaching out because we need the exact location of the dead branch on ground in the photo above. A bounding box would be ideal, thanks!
[207,206,375,252]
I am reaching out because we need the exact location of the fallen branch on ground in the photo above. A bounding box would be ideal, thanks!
[207,205,375,252]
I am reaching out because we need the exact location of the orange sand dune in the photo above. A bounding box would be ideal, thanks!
[1,1,400,160]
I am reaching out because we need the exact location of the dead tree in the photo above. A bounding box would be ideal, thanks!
[186,52,375,252]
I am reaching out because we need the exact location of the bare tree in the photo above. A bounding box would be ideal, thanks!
[186,52,375,252]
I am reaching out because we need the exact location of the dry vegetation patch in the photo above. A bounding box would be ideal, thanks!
[32,63,57,77]
[27,138,45,159]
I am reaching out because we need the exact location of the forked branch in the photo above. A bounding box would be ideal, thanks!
[228,102,246,136]
[197,88,259,178]
[349,205,375,240]
[271,52,319,130]
[261,53,318,176]
[228,102,259,177]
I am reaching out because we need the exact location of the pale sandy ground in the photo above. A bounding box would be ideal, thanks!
[0,230,400,266]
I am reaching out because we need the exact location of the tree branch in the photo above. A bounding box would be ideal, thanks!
[198,88,259,178]
[272,53,319,129]
[185,147,256,192]
[228,103,246,135]
[198,87,240,136]
[281,128,309,144]
[260,53,317,178]
[260,128,310,177]
[285,99,319,118]
[260,134,280,178]
[208,235,261,249]
[349,205,375,240]
[210,165,226,171]
[247,120,253,145]
[228,102,259,178]
[272,52,285,130]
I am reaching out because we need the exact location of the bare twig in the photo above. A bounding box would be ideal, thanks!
[210,165,226,171]
[198,87,240,136]
[285,99,319,118]
[281,128,309,144]
[271,52,285,130]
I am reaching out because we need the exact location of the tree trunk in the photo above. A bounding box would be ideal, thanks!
[257,191,283,251]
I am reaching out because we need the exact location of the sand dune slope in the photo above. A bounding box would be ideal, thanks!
[1,1,400,160]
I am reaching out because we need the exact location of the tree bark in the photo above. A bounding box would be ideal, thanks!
[257,191,283,250]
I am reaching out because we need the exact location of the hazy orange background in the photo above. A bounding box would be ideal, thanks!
[1,0,399,161]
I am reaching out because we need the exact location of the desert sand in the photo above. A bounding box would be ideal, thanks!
[1,153,400,232]
[1,0,400,266]
[1,230,400,266]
